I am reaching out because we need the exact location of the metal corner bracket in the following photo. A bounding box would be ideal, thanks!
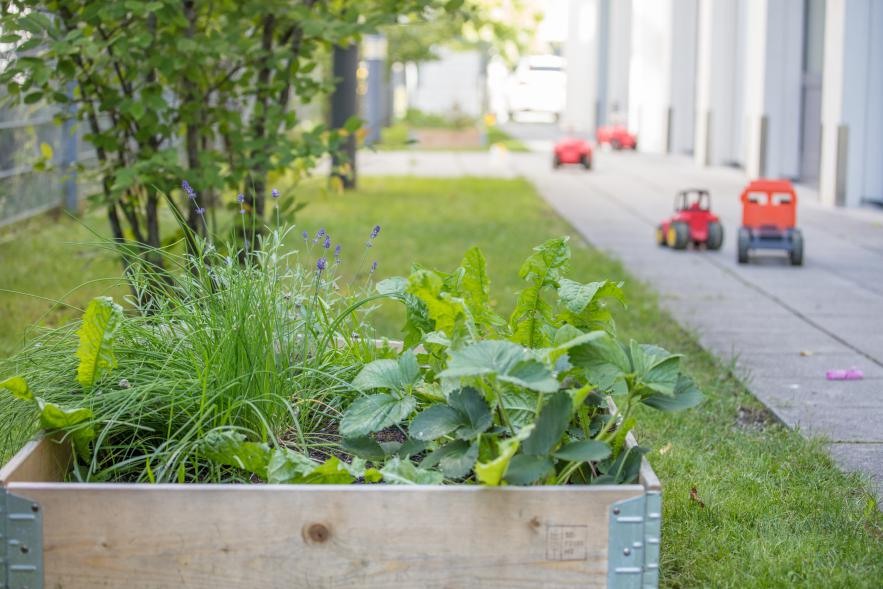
[1,489,42,589]
[608,490,661,589]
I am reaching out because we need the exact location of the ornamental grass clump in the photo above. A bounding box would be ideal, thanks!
[0,210,386,483]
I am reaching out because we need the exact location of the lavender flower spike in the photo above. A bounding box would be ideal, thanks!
[324,235,331,249]
[195,207,206,216]
[271,188,280,199]
[302,230,309,241]
[316,257,327,272]
[370,225,381,239]
[182,180,197,200]
[334,243,342,263]
[237,193,245,204]
[370,260,378,274]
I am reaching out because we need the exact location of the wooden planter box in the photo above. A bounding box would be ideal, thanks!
[1,433,661,589]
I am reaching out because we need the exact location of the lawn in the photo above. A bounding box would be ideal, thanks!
[1,176,881,587]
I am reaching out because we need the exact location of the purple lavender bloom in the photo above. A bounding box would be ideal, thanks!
[324,235,331,249]
[237,193,245,204]
[239,208,246,215]
[334,243,342,263]
[302,230,309,241]
[370,225,381,239]
[316,257,327,272]
[195,207,206,216]
[370,261,378,274]
[182,180,197,200]
[271,188,280,199]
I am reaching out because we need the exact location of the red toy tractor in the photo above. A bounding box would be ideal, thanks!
[596,125,637,150]
[552,137,593,170]
[656,189,723,250]
[737,179,803,265]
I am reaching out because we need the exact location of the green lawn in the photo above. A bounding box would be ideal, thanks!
[1,176,881,587]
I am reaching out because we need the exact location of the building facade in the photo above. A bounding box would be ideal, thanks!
[565,0,883,208]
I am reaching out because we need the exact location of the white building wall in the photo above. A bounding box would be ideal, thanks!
[605,0,632,125]
[564,0,601,133]
[742,0,803,178]
[410,48,483,118]
[820,0,883,207]
[694,0,745,166]
[628,0,696,154]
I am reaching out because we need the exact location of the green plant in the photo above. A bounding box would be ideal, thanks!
[332,237,701,485]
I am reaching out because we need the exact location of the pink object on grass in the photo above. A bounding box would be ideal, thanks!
[825,368,864,381]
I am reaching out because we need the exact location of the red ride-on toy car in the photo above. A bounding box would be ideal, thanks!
[656,189,724,250]
[596,125,637,150]
[737,179,803,265]
[552,137,593,170]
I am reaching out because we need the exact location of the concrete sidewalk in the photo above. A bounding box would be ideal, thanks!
[359,146,883,498]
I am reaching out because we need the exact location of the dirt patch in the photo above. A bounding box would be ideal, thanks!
[414,127,480,149]
[735,405,775,431]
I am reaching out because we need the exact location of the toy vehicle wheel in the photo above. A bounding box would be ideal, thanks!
[553,155,561,169]
[611,139,622,150]
[666,222,689,250]
[737,227,750,264]
[706,222,724,250]
[656,225,667,247]
[789,229,804,266]
[581,155,592,170]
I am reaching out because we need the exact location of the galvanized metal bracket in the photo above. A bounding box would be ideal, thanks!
[1,489,43,589]
[608,490,661,589]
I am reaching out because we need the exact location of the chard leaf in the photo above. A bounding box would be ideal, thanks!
[521,391,572,456]
[439,340,558,393]
[0,375,32,401]
[447,387,492,438]
[475,436,520,486]
[643,374,703,412]
[267,448,318,483]
[509,283,554,348]
[76,296,124,389]
[460,246,504,330]
[410,405,463,441]
[377,277,434,349]
[554,439,612,462]
[407,268,462,335]
[36,399,95,460]
[199,430,271,479]
[518,236,570,285]
[301,456,357,484]
[340,393,416,438]
[379,457,444,485]
[504,454,554,485]
[351,350,420,392]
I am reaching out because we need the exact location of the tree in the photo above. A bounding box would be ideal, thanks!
[0,0,448,283]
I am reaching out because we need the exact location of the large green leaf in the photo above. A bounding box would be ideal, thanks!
[379,457,444,485]
[557,279,624,331]
[475,436,520,486]
[509,283,554,348]
[521,391,571,456]
[407,269,462,335]
[643,374,703,412]
[569,334,631,393]
[554,439,612,462]
[339,394,416,438]
[351,350,420,392]
[421,439,478,479]
[340,435,387,461]
[301,456,358,484]
[267,448,318,483]
[76,296,124,389]
[0,375,32,401]
[447,387,492,438]
[199,430,270,479]
[410,405,463,441]
[504,454,554,485]
[518,236,570,285]
[36,399,95,460]
[439,340,558,393]
[459,246,504,330]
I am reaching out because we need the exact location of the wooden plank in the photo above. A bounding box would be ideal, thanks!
[0,436,71,486]
[8,482,644,589]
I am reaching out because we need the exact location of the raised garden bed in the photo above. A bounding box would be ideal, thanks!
[1,432,660,589]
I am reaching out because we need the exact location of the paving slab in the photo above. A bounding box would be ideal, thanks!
[358,140,883,501]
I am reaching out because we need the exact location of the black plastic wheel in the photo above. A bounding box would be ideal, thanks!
[667,222,689,250]
[737,227,751,264]
[581,155,592,170]
[553,155,561,169]
[656,225,667,247]
[707,222,724,250]
[790,229,804,266]
[611,139,622,150]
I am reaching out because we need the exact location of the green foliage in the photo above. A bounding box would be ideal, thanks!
[75,296,123,389]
